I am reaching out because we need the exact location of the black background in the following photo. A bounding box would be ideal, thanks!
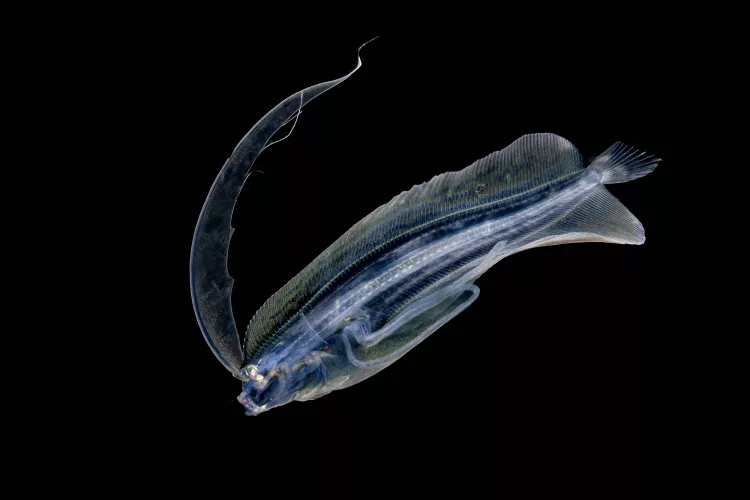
[134,29,679,494]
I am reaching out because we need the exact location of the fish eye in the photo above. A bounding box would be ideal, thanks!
[475,183,486,194]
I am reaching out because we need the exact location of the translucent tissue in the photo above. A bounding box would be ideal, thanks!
[190,39,660,415]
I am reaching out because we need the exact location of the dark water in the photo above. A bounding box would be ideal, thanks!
[124,27,681,495]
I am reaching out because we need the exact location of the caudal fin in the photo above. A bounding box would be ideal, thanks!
[588,142,661,184]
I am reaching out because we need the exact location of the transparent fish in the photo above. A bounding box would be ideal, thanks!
[190,40,660,416]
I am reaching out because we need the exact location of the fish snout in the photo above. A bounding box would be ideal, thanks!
[237,363,289,415]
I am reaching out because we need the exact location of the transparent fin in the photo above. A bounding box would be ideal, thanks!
[518,186,647,249]
[190,38,377,375]
[342,284,480,368]
[588,141,661,184]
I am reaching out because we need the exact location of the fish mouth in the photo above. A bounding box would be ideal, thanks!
[237,382,279,416]
[237,371,283,416]
[237,394,268,416]
[237,355,331,415]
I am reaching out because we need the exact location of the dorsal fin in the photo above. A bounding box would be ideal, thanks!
[191,40,375,374]
[245,133,586,359]
[360,133,583,227]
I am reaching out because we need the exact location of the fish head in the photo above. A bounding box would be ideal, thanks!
[236,311,387,415]
[237,345,335,415]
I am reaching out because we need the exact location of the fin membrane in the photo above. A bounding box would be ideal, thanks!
[343,284,480,368]
[588,141,661,184]
[520,186,646,248]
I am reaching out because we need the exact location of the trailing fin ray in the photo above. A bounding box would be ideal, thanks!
[190,40,375,374]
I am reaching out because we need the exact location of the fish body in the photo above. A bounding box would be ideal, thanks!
[189,43,659,416]
[237,134,658,415]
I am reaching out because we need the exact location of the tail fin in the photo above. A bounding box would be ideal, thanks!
[588,141,661,184]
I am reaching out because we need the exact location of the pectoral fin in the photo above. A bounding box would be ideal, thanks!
[343,284,480,368]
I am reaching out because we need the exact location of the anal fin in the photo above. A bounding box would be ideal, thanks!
[521,186,646,250]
